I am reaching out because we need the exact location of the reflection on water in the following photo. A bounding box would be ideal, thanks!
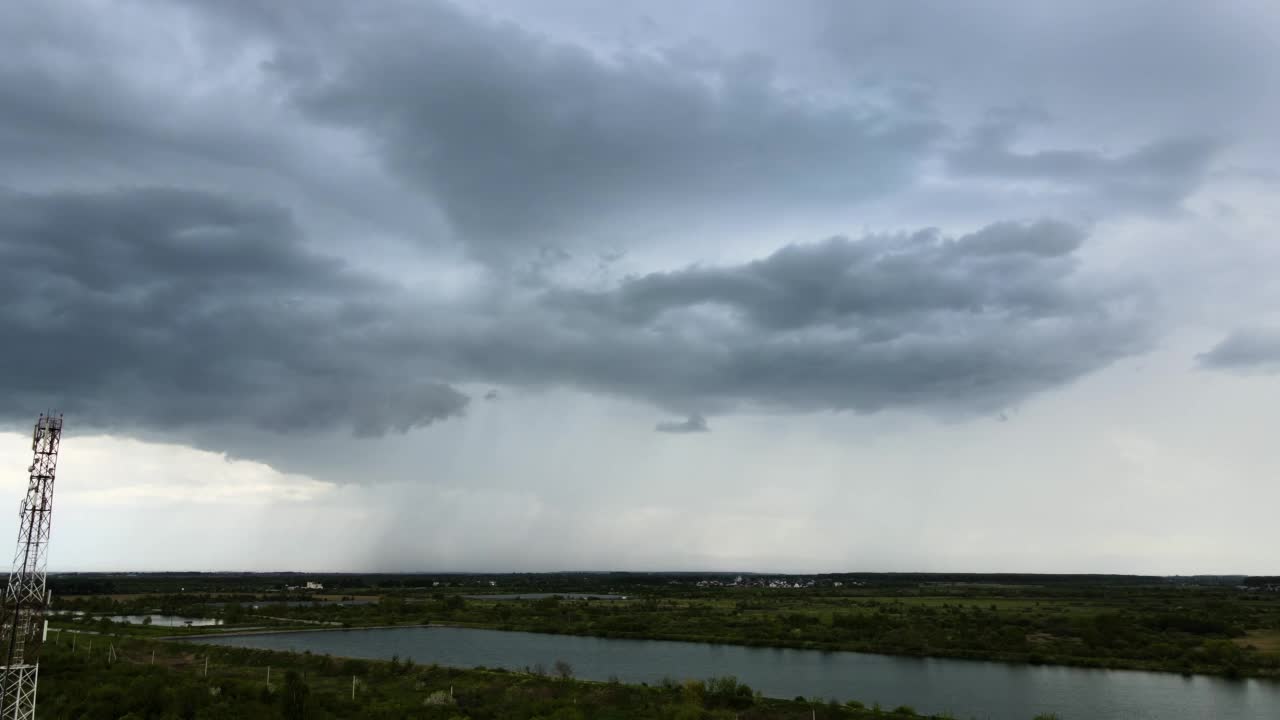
[58,612,222,627]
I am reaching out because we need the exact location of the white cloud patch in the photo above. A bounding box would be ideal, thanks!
[0,433,333,507]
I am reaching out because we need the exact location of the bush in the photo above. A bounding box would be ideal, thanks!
[424,690,455,706]
[704,676,755,709]
[279,671,309,720]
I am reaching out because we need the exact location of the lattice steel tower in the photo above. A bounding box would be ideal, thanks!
[0,413,63,720]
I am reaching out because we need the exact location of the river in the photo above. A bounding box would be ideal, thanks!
[186,626,1280,719]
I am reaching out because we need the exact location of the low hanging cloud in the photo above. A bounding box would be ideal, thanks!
[0,187,468,435]
[655,415,710,434]
[452,220,1150,417]
[1198,329,1280,372]
[0,186,1146,449]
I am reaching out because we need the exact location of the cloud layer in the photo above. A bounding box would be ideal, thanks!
[0,185,1144,444]
[0,187,468,435]
[530,221,1145,415]
[2,0,1280,576]
[253,1,941,261]
[0,0,1270,474]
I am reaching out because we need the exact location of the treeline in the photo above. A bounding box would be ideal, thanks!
[52,571,1210,598]
[204,590,1280,679]
[1244,577,1280,588]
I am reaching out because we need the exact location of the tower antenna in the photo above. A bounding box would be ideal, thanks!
[0,413,64,719]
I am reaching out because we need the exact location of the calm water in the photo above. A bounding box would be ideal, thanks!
[115,615,223,627]
[57,612,222,627]
[187,626,1280,719]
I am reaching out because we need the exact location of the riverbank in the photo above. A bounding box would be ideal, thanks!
[175,611,1280,681]
[184,624,1280,720]
[40,635,989,720]
[130,608,1280,680]
[169,622,434,640]
[429,619,1280,680]
[51,576,1280,682]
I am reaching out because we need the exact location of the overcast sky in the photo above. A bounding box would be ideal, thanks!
[2,0,1279,574]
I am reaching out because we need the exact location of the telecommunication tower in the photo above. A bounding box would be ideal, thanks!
[0,413,64,720]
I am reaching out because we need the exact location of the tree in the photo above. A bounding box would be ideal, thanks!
[554,659,574,679]
[280,670,310,720]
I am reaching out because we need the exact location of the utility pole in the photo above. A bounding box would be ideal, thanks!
[0,414,64,720]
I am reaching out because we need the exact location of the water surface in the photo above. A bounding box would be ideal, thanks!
[187,626,1280,719]
[65,613,223,627]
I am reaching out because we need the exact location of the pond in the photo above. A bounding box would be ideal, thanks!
[60,613,223,627]
[186,626,1280,719]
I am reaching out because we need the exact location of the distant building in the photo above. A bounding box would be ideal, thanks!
[305,581,324,590]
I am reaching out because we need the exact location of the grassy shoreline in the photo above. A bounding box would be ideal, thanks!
[40,634,1018,719]
[164,617,1280,682]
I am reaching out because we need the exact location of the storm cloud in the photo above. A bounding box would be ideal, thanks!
[0,185,1145,443]
[0,187,468,435]
[245,1,943,260]
[508,220,1146,416]
[2,0,1279,574]
[0,0,1272,496]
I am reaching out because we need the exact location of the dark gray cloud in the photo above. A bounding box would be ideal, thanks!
[0,1,1179,467]
[1,185,1139,442]
[448,221,1148,417]
[1198,329,1280,373]
[655,414,709,434]
[549,220,1087,330]
[0,187,468,435]
[247,0,941,261]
